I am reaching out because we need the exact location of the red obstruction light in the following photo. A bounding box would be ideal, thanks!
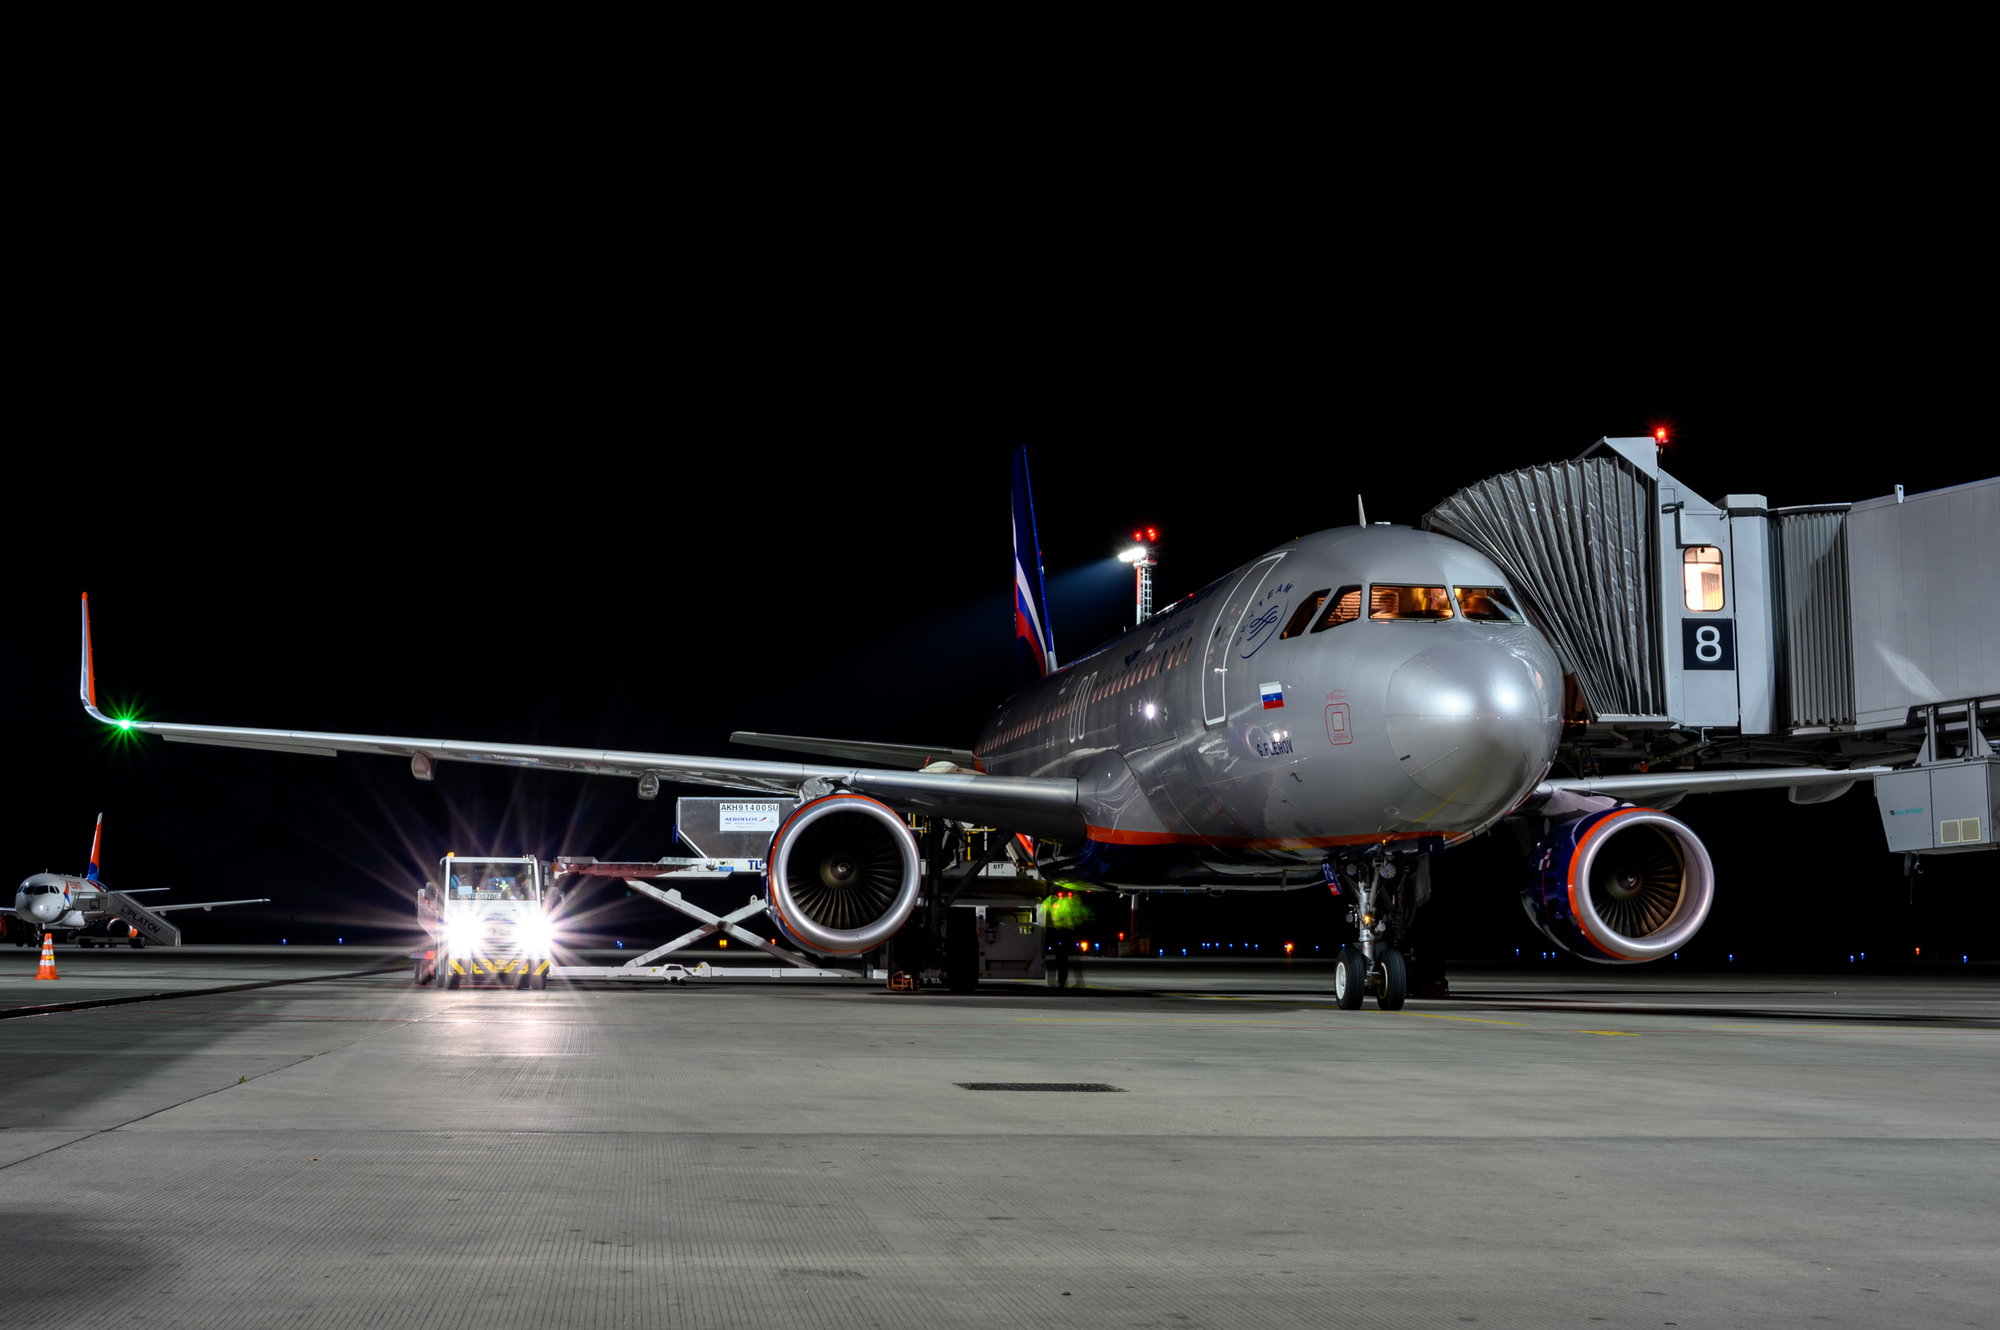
[1131,529,1143,542]
[1654,427,1668,443]
[1146,527,1158,541]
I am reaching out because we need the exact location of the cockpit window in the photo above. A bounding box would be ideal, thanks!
[1281,591,1330,640]
[1454,586,1524,623]
[1309,586,1363,632]
[1369,585,1454,620]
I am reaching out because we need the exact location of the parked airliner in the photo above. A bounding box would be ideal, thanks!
[7,814,268,948]
[73,450,1874,1005]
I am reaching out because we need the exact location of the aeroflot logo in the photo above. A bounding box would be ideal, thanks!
[1239,583,1294,660]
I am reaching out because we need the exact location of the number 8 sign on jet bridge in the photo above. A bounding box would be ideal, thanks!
[1681,618,1735,670]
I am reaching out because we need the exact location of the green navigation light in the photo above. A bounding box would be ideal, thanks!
[118,718,132,730]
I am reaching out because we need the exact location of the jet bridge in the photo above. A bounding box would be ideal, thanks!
[1426,443,1997,857]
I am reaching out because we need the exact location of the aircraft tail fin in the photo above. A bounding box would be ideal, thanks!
[1012,447,1057,688]
[87,812,103,882]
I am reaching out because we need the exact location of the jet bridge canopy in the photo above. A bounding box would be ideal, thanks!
[1427,442,1999,740]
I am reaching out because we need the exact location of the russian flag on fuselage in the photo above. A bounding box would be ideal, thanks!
[1012,446,1057,690]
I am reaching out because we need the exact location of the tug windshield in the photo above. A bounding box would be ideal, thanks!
[443,863,538,901]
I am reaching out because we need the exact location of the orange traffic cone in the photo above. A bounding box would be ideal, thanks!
[35,933,59,980]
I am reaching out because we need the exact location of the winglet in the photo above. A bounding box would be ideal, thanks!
[87,813,103,882]
[80,592,98,710]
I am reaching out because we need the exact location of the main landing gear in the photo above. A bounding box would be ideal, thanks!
[1329,848,1427,1012]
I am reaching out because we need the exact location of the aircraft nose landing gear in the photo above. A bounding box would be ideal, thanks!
[1329,849,1424,1011]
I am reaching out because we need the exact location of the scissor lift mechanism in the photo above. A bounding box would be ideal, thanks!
[547,858,873,982]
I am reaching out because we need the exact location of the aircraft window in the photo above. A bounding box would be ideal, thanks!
[1455,586,1524,623]
[1310,586,1364,632]
[1369,586,1454,620]
[1683,546,1725,611]
[1281,591,1330,640]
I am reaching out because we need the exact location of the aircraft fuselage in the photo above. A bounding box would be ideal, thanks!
[975,526,1563,884]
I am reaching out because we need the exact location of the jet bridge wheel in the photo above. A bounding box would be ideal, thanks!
[1376,949,1408,1011]
[129,937,145,950]
[1333,947,1365,1010]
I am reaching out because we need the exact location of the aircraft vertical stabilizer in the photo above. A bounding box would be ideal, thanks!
[1012,447,1057,689]
[86,812,103,882]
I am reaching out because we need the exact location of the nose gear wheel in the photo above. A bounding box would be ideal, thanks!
[1334,947,1365,1010]
[1376,948,1408,1011]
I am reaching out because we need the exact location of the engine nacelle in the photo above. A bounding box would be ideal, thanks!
[1522,806,1715,963]
[764,794,922,955]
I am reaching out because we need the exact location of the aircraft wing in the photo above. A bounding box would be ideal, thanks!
[1539,765,1893,802]
[78,596,1083,840]
[149,898,272,913]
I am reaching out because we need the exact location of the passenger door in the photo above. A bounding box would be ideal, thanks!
[1202,555,1287,726]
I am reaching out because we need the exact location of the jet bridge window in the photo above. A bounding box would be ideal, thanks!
[1683,546,1725,611]
[1309,586,1363,632]
[1368,585,1454,620]
[1281,591,1330,639]
[1454,586,1524,623]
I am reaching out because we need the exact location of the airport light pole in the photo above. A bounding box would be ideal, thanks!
[1118,528,1158,626]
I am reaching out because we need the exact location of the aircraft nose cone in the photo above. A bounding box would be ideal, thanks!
[1385,636,1562,825]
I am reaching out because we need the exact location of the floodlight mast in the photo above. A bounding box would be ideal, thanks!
[1117,543,1158,625]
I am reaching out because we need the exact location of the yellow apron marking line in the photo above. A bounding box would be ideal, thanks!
[1417,1014,1526,1027]
[1577,1030,1642,1036]
[1708,1023,1997,1035]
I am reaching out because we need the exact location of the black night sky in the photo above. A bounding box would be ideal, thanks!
[6,228,1991,969]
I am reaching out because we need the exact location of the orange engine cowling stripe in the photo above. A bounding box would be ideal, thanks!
[1565,808,1645,961]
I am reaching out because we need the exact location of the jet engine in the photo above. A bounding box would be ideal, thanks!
[1521,806,1715,963]
[764,794,922,955]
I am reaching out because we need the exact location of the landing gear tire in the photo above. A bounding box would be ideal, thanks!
[1377,948,1408,1011]
[1334,947,1366,1010]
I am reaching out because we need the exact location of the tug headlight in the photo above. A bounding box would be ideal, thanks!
[514,915,555,953]
[445,919,479,951]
